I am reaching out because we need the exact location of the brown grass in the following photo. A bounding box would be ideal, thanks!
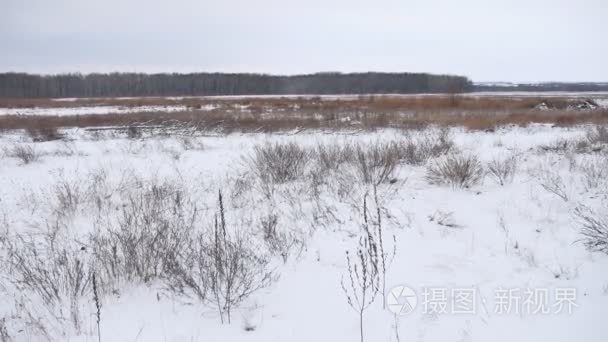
[1,95,607,133]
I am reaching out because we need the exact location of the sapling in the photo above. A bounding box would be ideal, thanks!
[341,193,396,342]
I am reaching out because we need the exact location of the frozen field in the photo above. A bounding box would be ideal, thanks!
[0,124,607,342]
[0,105,194,117]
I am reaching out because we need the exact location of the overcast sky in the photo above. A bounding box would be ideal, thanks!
[1,0,606,82]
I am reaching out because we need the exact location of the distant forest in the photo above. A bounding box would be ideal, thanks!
[0,72,472,98]
[2,72,607,98]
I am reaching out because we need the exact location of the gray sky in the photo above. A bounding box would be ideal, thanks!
[2,0,607,82]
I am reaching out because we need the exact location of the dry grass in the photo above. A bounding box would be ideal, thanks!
[351,142,401,185]
[25,126,64,141]
[487,154,519,186]
[4,144,40,164]
[249,143,311,183]
[426,153,485,188]
[1,95,607,133]
[575,205,608,255]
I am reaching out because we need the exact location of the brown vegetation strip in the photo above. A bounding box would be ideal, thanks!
[0,96,606,133]
[2,109,607,133]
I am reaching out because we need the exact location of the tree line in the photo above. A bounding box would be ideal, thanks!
[0,72,472,98]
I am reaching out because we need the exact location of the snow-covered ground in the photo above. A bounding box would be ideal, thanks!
[0,104,227,117]
[0,105,204,116]
[0,124,607,342]
[594,98,608,108]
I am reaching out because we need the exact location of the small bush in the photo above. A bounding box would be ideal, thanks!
[575,205,608,254]
[314,142,354,172]
[126,126,142,139]
[400,129,454,165]
[0,318,9,342]
[206,226,274,324]
[163,232,210,304]
[539,126,608,154]
[352,142,400,185]
[92,181,195,285]
[586,125,608,145]
[487,155,518,186]
[6,144,40,164]
[260,213,303,263]
[163,191,275,324]
[312,131,453,186]
[52,180,87,218]
[426,153,484,188]
[3,233,94,334]
[537,167,569,202]
[26,127,64,142]
[579,156,608,190]
[538,139,574,153]
[249,142,310,183]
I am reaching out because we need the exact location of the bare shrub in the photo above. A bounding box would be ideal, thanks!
[163,233,210,305]
[352,141,400,185]
[126,126,142,139]
[341,233,379,342]
[426,153,484,188]
[0,317,13,342]
[366,190,395,308]
[249,142,310,183]
[314,142,354,172]
[341,201,380,342]
[574,205,608,254]
[428,210,460,228]
[85,167,117,212]
[5,144,40,165]
[341,193,395,342]
[487,154,518,186]
[579,156,608,191]
[92,273,101,342]
[537,168,569,202]
[538,139,575,153]
[164,191,275,324]
[52,180,87,218]
[211,223,274,324]
[539,126,608,154]
[400,129,454,165]
[207,191,275,324]
[260,213,304,263]
[92,181,195,286]
[40,169,114,218]
[3,233,93,334]
[586,125,608,145]
[227,172,253,209]
[0,212,7,245]
[26,127,64,142]
[313,131,452,186]
[0,318,9,342]
[48,142,86,158]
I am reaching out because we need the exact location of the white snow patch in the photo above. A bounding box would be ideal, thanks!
[0,104,218,116]
[0,125,606,342]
